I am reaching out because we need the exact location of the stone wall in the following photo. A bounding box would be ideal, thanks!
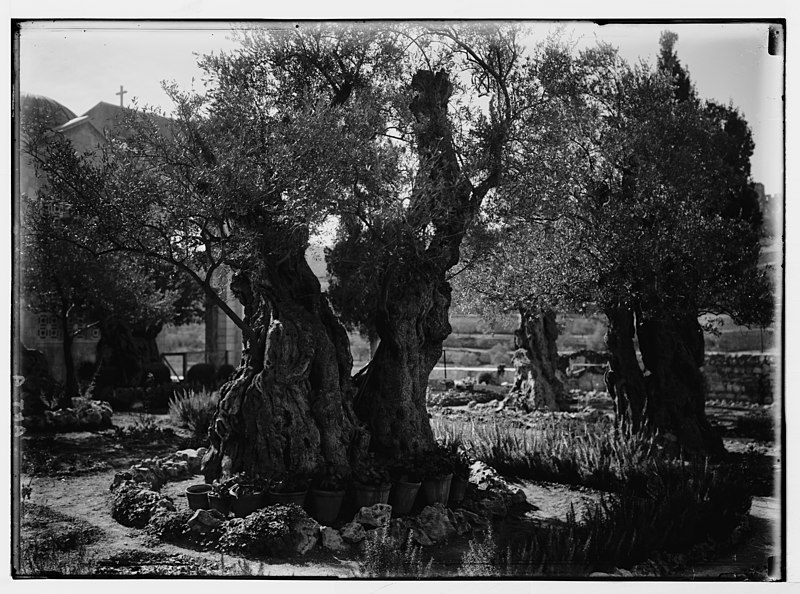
[556,350,777,405]
[704,352,777,404]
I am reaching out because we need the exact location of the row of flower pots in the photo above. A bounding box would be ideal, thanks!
[186,473,468,524]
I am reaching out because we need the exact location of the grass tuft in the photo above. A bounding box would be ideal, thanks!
[168,389,218,441]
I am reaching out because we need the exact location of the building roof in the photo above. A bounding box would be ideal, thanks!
[83,101,173,139]
[20,94,79,129]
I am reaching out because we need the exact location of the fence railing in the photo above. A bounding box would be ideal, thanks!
[160,350,235,381]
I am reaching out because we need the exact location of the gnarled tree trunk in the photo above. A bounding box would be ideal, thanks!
[353,267,448,457]
[95,320,165,390]
[604,305,724,456]
[604,306,648,433]
[58,310,78,408]
[354,69,486,458]
[202,246,368,481]
[637,314,724,456]
[510,306,568,411]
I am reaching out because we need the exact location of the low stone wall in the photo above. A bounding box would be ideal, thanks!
[555,350,777,405]
[704,352,776,404]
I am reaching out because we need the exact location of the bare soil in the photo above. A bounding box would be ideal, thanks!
[15,406,780,579]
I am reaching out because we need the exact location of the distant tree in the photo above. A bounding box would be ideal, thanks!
[21,193,184,406]
[456,38,772,455]
[657,30,695,103]
[21,103,204,405]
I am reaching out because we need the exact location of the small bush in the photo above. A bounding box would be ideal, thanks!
[359,527,433,578]
[431,415,660,494]
[169,389,218,440]
[460,526,500,577]
[460,462,751,577]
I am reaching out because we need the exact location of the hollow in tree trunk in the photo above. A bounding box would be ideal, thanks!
[510,306,568,411]
[202,246,369,482]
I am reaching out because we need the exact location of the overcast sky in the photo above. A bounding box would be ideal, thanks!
[17,20,784,195]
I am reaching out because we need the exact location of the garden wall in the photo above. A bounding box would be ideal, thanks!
[703,352,777,404]
[557,351,778,405]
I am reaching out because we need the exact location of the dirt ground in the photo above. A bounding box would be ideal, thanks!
[14,407,781,579]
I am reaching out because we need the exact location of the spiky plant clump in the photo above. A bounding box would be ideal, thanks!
[168,389,218,440]
[359,527,433,578]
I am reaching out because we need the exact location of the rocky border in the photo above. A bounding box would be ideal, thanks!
[108,450,529,558]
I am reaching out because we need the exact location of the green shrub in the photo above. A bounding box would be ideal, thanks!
[169,389,218,440]
[359,527,433,578]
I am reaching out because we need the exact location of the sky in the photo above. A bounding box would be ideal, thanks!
[16,20,784,195]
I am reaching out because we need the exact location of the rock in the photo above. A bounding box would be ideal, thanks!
[321,527,349,553]
[413,504,456,543]
[291,517,320,555]
[446,509,472,536]
[452,508,489,529]
[467,400,477,409]
[187,508,225,534]
[428,378,454,392]
[173,449,203,474]
[340,521,366,544]
[409,528,434,546]
[479,495,509,518]
[154,498,176,512]
[511,489,527,505]
[354,503,392,528]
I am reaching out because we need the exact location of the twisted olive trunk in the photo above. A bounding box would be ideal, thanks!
[604,305,724,456]
[510,306,568,411]
[354,70,486,458]
[202,248,367,481]
[636,314,724,456]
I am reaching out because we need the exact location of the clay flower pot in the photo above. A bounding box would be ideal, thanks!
[389,480,421,516]
[266,490,308,507]
[231,491,266,518]
[422,473,452,505]
[352,482,391,509]
[185,484,213,511]
[208,493,231,516]
[309,489,346,525]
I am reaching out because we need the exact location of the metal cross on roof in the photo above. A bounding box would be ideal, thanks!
[116,85,127,107]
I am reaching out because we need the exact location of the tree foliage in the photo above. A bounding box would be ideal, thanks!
[456,37,772,330]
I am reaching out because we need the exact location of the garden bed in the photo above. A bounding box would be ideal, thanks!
[15,397,780,579]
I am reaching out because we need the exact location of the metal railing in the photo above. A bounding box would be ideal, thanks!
[160,350,235,381]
